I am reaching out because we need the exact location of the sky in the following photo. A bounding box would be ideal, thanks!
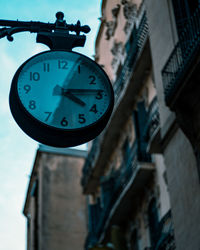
[0,1,100,249]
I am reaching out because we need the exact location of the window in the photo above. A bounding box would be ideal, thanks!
[133,101,151,162]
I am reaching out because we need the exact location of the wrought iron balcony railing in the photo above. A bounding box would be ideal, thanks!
[162,6,200,106]
[85,142,138,249]
[81,137,102,187]
[154,210,176,250]
[143,210,175,250]
[97,142,139,238]
[81,4,150,193]
[114,8,148,99]
[85,141,153,248]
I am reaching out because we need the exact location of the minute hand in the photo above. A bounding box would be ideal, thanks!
[65,89,104,94]
[53,85,86,106]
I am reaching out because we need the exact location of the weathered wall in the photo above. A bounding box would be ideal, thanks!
[40,153,86,250]
[145,0,176,134]
[164,129,200,250]
[154,154,171,217]
[146,1,200,249]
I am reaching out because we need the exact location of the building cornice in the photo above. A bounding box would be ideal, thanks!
[23,150,41,217]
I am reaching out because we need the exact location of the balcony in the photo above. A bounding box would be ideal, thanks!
[81,8,151,194]
[143,211,175,250]
[144,97,161,153]
[154,210,176,250]
[162,6,200,108]
[85,142,154,248]
[114,6,149,100]
[81,137,102,190]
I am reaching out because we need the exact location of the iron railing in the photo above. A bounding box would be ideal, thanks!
[85,142,138,249]
[143,210,175,250]
[154,210,176,250]
[97,142,139,240]
[114,9,148,98]
[82,5,149,190]
[81,137,101,187]
[162,6,200,105]
[85,140,152,248]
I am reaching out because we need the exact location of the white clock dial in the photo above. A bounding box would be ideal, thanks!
[10,50,114,147]
[16,51,112,130]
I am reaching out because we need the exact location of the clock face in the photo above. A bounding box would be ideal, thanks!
[14,50,113,131]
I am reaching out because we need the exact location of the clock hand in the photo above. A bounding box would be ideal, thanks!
[63,91,86,107]
[65,89,104,94]
[53,85,86,107]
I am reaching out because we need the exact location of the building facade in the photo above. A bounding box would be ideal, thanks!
[146,1,200,249]
[23,145,87,250]
[81,0,200,250]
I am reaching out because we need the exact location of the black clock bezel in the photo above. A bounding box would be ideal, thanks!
[9,50,114,147]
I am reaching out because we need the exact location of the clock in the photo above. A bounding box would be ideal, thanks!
[9,50,114,147]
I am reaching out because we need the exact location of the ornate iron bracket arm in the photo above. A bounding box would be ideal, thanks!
[0,11,91,51]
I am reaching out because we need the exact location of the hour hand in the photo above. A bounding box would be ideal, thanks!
[53,85,86,107]
[63,91,86,106]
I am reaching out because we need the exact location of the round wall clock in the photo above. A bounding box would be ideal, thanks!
[9,50,114,147]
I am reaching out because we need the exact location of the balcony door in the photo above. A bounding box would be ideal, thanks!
[133,101,151,162]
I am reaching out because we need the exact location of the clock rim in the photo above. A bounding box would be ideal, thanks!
[9,50,114,147]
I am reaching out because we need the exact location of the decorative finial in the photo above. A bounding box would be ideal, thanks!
[56,12,64,21]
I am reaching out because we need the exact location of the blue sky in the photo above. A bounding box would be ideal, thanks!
[0,1,100,249]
